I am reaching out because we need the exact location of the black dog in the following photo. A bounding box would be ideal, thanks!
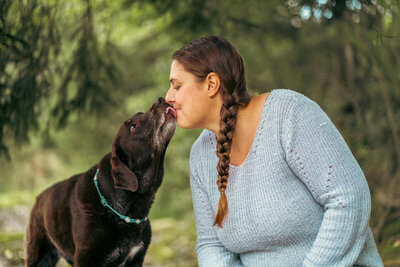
[25,97,177,266]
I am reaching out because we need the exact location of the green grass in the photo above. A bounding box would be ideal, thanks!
[0,232,24,244]
[0,232,25,266]
[378,233,400,266]
[144,214,197,267]
[0,191,36,209]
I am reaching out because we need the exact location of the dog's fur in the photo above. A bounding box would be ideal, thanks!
[25,97,176,267]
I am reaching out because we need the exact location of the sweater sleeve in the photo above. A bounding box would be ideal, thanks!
[190,146,244,267]
[280,96,377,267]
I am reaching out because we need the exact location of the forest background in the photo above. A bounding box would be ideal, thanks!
[1,0,399,266]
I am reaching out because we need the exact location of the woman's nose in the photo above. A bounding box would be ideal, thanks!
[165,87,174,104]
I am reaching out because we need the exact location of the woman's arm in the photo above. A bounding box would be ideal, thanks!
[190,153,244,267]
[280,96,383,267]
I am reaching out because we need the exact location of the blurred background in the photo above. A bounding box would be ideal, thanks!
[1,0,399,266]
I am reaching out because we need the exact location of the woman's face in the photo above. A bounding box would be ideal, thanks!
[165,60,212,129]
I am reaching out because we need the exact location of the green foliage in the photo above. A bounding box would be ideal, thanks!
[0,0,119,158]
[0,0,399,265]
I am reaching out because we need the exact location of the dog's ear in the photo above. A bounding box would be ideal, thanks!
[110,143,138,193]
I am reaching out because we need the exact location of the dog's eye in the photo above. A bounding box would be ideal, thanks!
[130,124,136,132]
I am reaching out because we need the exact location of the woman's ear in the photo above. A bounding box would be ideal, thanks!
[205,72,220,97]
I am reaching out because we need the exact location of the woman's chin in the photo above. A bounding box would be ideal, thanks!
[178,123,192,129]
[177,120,196,130]
[176,118,186,129]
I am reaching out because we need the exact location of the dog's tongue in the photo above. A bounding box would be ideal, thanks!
[165,107,177,118]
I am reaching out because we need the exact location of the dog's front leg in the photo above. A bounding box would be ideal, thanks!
[124,222,151,267]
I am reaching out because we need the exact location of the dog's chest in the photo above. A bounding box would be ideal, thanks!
[106,239,143,266]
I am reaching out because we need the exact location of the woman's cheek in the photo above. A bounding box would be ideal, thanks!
[176,111,185,127]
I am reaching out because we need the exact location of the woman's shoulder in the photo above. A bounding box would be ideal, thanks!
[269,88,325,119]
[269,88,316,106]
[271,89,335,138]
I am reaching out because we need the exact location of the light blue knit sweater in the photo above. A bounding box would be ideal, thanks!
[189,89,383,267]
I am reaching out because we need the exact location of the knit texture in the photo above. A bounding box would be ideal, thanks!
[189,89,383,267]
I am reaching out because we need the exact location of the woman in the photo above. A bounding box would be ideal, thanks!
[165,36,383,267]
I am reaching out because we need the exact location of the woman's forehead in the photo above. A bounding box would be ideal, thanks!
[170,61,185,78]
[170,61,195,83]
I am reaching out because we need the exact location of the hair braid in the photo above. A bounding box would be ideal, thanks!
[172,36,250,228]
[214,95,239,227]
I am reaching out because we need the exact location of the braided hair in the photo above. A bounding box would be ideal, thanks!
[173,36,250,227]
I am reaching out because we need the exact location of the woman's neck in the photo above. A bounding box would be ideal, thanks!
[206,94,255,136]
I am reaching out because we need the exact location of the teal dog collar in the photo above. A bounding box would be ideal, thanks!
[93,169,147,224]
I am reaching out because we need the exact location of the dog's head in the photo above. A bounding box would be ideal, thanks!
[110,97,176,192]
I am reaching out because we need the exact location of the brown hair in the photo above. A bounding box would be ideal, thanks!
[173,36,250,227]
